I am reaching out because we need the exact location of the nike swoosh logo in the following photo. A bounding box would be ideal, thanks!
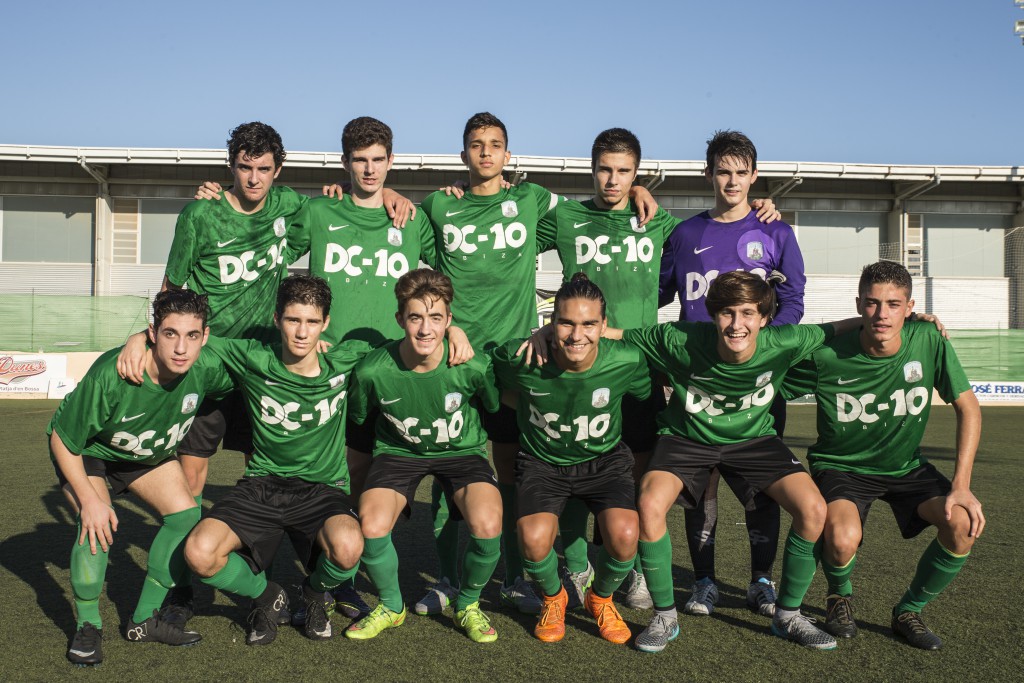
[573,221,591,229]
[694,246,713,254]
[446,210,464,217]
[265,380,280,386]
[217,238,237,248]
[690,375,712,381]
[328,224,348,231]
[121,413,144,422]
[837,378,860,385]
[381,398,402,405]
[529,389,550,396]
[790,459,801,465]
[68,648,96,657]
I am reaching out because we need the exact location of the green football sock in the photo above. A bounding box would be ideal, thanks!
[822,554,857,597]
[638,532,674,610]
[522,548,561,597]
[456,535,501,611]
[431,481,461,585]
[592,548,635,598]
[309,553,359,593]
[776,528,821,610]
[895,539,968,614]
[70,519,108,629]
[560,498,591,574]
[200,552,267,599]
[132,507,201,623]
[633,554,643,573]
[362,534,403,612]
[498,483,525,583]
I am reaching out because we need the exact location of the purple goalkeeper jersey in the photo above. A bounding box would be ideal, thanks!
[658,210,805,325]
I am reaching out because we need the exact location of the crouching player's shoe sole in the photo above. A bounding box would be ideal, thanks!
[454,602,498,643]
[345,604,407,640]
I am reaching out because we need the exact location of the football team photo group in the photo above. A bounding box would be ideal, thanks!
[49,113,985,667]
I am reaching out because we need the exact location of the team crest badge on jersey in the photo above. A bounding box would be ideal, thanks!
[592,388,610,408]
[903,361,923,383]
[630,216,646,233]
[329,374,346,389]
[746,241,764,260]
[387,227,403,247]
[182,393,198,414]
[755,371,773,388]
[444,392,463,413]
[501,200,518,218]
[273,217,286,237]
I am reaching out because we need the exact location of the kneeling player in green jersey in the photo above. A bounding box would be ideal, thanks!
[601,271,870,652]
[50,290,230,665]
[343,269,503,643]
[492,273,652,644]
[782,261,983,650]
[184,275,370,645]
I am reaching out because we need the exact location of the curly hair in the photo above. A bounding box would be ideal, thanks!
[227,121,286,168]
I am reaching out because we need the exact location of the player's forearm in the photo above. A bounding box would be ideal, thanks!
[950,390,982,491]
[601,326,624,340]
[827,317,862,336]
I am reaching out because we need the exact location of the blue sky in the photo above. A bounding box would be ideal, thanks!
[3,1,1022,166]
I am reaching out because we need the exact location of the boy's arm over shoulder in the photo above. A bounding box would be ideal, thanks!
[164,204,203,287]
[470,353,501,413]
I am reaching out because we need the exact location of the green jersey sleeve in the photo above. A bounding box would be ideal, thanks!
[164,209,199,287]
[347,361,374,425]
[621,323,683,376]
[50,367,113,455]
[781,358,818,400]
[283,200,313,264]
[202,335,260,382]
[474,354,501,414]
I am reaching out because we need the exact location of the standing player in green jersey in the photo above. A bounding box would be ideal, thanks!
[419,112,660,615]
[184,275,370,645]
[603,271,863,652]
[492,274,652,644]
[535,128,781,611]
[50,290,230,665]
[782,261,983,650]
[343,269,503,643]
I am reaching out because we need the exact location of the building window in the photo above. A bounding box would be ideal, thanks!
[1,196,94,263]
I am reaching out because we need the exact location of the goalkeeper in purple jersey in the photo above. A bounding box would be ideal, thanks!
[657,130,806,619]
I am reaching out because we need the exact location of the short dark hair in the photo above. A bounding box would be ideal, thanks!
[859,260,913,299]
[395,268,454,315]
[276,274,331,318]
[705,271,775,318]
[342,116,393,159]
[227,121,286,168]
[152,289,210,331]
[591,128,641,171]
[462,112,508,149]
[554,272,607,320]
[706,130,757,172]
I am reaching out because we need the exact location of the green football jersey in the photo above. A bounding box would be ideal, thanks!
[537,201,680,328]
[48,347,232,466]
[204,335,372,491]
[285,197,438,346]
[165,187,307,342]
[421,182,559,351]
[349,340,500,459]
[622,322,830,445]
[491,338,651,466]
[782,323,971,477]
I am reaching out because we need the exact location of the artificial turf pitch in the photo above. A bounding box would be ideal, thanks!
[1,401,1018,682]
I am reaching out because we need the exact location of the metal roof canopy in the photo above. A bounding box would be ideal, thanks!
[1,144,1021,184]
